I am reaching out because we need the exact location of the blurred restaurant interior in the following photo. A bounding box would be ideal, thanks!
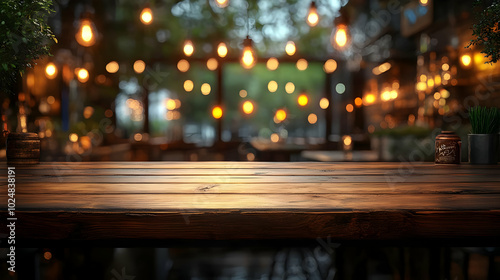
[1,0,498,162]
[1,0,500,279]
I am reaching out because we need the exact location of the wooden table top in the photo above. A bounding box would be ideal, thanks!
[1,162,499,245]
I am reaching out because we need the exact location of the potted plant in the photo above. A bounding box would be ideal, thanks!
[0,0,55,163]
[468,106,500,164]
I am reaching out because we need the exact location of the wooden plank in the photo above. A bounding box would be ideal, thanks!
[10,182,500,195]
[10,174,500,184]
[2,193,500,211]
[7,167,500,176]
[3,161,499,170]
[1,210,499,241]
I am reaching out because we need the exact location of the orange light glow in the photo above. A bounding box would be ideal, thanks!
[242,100,254,115]
[275,109,287,122]
[332,24,349,49]
[298,94,309,106]
[217,42,228,58]
[241,46,256,69]
[323,59,337,73]
[201,83,211,95]
[296,59,308,71]
[364,94,376,105]
[183,40,194,57]
[206,58,218,71]
[266,58,279,70]
[308,113,317,124]
[133,60,146,74]
[285,41,296,56]
[354,97,363,107]
[45,63,57,79]
[177,59,190,72]
[215,0,229,8]
[212,106,223,119]
[76,19,96,47]
[346,104,354,112]
[460,54,472,67]
[184,80,194,92]
[306,2,319,27]
[268,81,278,93]
[140,7,153,25]
[319,98,329,109]
[106,61,119,73]
[76,68,89,83]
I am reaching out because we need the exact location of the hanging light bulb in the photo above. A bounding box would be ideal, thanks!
[306,2,319,27]
[45,63,57,79]
[240,36,256,69]
[183,40,194,57]
[217,42,228,58]
[140,6,153,25]
[285,41,296,56]
[76,18,97,47]
[214,0,229,8]
[331,23,350,50]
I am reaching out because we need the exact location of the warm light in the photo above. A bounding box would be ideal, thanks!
[343,135,352,146]
[140,7,153,25]
[43,251,52,261]
[134,133,143,142]
[166,99,176,110]
[174,99,181,108]
[442,63,449,71]
[390,90,398,99]
[177,59,190,72]
[77,68,89,83]
[47,96,55,105]
[285,82,295,94]
[427,78,434,88]
[268,81,278,93]
[183,40,194,57]
[332,24,349,49]
[381,91,391,101]
[239,89,247,98]
[297,94,309,106]
[184,80,194,92]
[419,0,428,6]
[306,2,319,27]
[323,59,337,73]
[372,62,391,75]
[266,58,279,70]
[439,99,446,106]
[201,83,211,95]
[246,153,255,161]
[242,100,254,115]
[240,36,256,69]
[416,81,427,91]
[275,109,287,122]
[217,42,228,58]
[133,60,146,74]
[285,41,296,56]
[354,97,363,107]
[212,106,223,119]
[270,133,280,143]
[76,19,96,47]
[296,59,308,71]
[215,0,229,8]
[83,106,94,119]
[69,133,78,143]
[207,58,218,71]
[346,104,354,112]
[443,73,451,81]
[45,63,57,79]
[440,89,450,98]
[105,109,113,118]
[319,98,329,109]
[460,54,472,67]
[434,75,441,86]
[106,61,119,73]
[392,81,400,89]
[364,94,376,104]
[308,113,317,124]
[434,92,441,100]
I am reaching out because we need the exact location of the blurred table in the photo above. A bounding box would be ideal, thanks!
[302,150,379,162]
[1,162,500,245]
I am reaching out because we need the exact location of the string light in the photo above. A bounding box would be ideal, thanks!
[460,54,472,67]
[285,41,296,56]
[331,23,350,50]
[319,98,329,109]
[217,42,228,58]
[212,106,223,119]
[214,0,229,8]
[266,58,279,70]
[140,7,153,25]
[75,18,97,47]
[76,68,89,83]
[45,63,57,79]
[275,109,287,123]
[133,60,146,73]
[323,59,337,73]
[240,36,256,69]
[183,40,194,57]
[242,100,254,115]
[106,61,119,73]
[306,2,319,27]
[297,94,309,106]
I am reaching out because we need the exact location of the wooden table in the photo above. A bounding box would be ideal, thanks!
[1,162,500,245]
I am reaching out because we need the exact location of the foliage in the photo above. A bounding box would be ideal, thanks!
[468,106,500,134]
[468,0,500,63]
[0,0,56,93]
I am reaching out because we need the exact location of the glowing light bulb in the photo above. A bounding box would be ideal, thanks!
[212,106,223,119]
[215,0,229,8]
[45,63,57,79]
[76,68,89,83]
[285,41,296,56]
[76,19,97,47]
[298,94,309,106]
[242,101,254,115]
[240,36,256,69]
[332,24,349,49]
[140,7,153,25]
[460,54,472,67]
[275,109,287,123]
[183,40,194,57]
[217,42,228,58]
[306,2,319,27]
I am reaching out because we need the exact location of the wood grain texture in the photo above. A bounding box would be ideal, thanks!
[0,162,499,243]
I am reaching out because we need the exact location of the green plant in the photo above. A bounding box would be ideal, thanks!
[469,106,500,134]
[0,0,56,93]
[468,0,500,64]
